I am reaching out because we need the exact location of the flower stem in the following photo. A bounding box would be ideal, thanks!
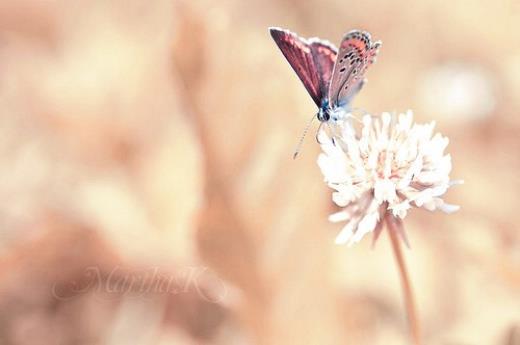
[385,214,421,345]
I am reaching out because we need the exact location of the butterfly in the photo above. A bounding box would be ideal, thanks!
[269,27,381,157]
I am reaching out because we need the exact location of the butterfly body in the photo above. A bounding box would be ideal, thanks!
[269,27,381,123]
[317,98,331,122]
[318,98,352,122]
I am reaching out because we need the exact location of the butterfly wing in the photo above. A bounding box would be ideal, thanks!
[308,38,337,104]
[270,27,335,107]
[328,30,381,108]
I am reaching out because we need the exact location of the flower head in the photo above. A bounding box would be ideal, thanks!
[318,110,461,246]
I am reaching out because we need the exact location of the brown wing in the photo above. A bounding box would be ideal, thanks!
[328,30,381,108]
[270,27,330,107]
[308,38,337,105]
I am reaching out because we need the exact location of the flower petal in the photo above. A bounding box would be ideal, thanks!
[335,221,355,244]
[329,211,349,223]
[349,212,379,245]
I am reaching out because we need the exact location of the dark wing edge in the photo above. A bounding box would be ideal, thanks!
[269,27,323,107]
[328,29,381,108]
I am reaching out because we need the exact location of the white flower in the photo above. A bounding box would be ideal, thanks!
[317,110,462,246]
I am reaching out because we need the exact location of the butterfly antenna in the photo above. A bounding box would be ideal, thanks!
[293,113,318,159]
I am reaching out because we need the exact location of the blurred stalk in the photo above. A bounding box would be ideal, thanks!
[170,9,268,332]
[385,214,421,345]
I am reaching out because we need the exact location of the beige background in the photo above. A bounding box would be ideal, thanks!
[0,0,518,344]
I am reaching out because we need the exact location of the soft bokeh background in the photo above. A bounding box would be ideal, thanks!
[0,0,518,344]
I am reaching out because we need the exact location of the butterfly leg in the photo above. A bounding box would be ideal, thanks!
[316,121,341,146]
[326,122,341,146]
[315,122,325,144]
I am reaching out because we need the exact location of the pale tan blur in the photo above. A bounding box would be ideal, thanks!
[0,0,518,344]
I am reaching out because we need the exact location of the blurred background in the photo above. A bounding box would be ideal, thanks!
[0,0,518,344]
